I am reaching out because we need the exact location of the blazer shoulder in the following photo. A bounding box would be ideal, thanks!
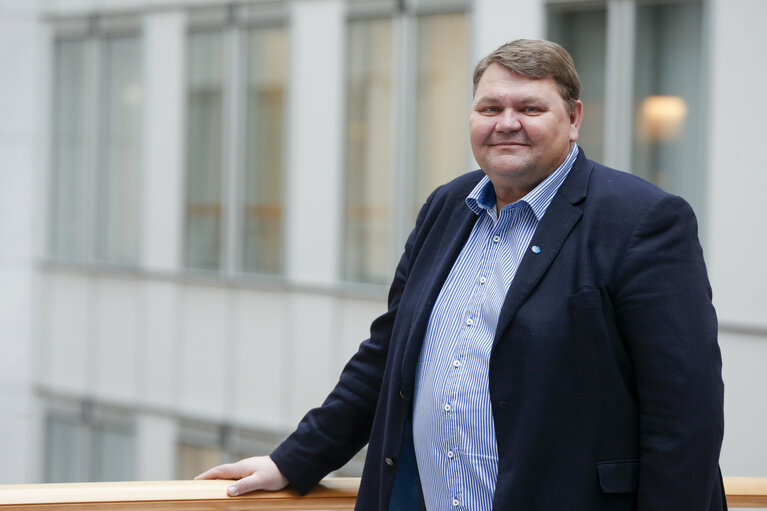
[433,169,485,201]
[416,170,485,217]
[585,159,682,214]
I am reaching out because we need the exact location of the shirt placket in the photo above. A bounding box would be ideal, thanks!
[445,215,507,509]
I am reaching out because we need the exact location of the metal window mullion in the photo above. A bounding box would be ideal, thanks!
[603,0,635,171]
[223,21,245,275]
[392,11,417,265]
[86,32,103,262]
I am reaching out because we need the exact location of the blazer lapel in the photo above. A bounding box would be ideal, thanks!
[493,153,593,346]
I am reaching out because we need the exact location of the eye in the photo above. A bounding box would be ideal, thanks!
[477,105,501,115]
[521,106,541,114]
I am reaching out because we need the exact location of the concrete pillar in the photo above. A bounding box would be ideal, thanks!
[285,0,346,286]
[0,0,46,484]
[141,10,186,273]
[471,0,545,63]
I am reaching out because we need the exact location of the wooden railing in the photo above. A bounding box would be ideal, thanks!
[0,477,765,509]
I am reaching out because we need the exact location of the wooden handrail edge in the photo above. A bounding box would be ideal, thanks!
[0,476,765,507]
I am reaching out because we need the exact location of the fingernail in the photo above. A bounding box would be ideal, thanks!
[228,486,239,496]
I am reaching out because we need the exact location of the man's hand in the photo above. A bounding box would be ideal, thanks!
[195,455,289,496]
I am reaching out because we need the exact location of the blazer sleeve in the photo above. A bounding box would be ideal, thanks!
[612,194,724,510]
[269,188,440,494]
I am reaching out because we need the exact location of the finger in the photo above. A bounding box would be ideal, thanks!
[195,463,243,480]
[194,465,223,480]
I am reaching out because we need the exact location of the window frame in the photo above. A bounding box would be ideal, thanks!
[340,0,471,285]
[183,5,289,278]
[48,15,143,267]
[545,0,709,226]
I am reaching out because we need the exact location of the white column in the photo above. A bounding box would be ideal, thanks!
[285,0,346,286]
[0,0,45,484]
[602,0,635,171]
[471,0,545,64]
[137,413,178,480]
[141,10,186,273]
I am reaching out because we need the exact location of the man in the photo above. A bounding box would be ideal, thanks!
[198,39,725,510]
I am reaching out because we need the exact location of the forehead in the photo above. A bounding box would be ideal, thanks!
[474,63,561,101]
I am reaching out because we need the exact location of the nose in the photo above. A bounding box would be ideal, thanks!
[495,109,521,132]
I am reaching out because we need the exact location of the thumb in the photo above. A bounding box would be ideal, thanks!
[227,472,269,496]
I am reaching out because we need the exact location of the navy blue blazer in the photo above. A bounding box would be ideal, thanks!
[271,150,726,510]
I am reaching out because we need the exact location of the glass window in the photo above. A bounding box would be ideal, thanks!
[243,27,288,274]
[342,9,469,284]
[44,416,88,483]
[50,39,91,261]
[343,18,394,284]
[50,27,141,265]
[548,6,607,162]
[413,12,470,212]
[633,0,704,212]
[44,406,135,483]
[177,442,223,480]
[185,30,226,270]
[92,424,136,482]
[100,35,141,264]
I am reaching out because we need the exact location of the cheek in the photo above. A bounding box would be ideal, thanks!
[470,118,492,142]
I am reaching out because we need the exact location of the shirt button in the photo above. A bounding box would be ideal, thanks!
[479,276,487,284]
[385,458,395,466]
[452,498,460,506]
[447,450,454,458]
[453,360,461,367]
[466,318,473,326]
[444,403,451,411]
[492,235,500,242]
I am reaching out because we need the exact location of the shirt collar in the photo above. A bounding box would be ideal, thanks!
[466,144,580,220]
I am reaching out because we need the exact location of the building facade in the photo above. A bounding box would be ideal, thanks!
[1,0,765,485]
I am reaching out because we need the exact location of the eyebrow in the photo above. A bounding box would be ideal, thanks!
[473,94,547,105]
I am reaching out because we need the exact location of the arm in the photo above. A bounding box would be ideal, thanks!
[196,188,441,495]
[613,194,724,509]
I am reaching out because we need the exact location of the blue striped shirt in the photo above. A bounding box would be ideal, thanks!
[412,144,579,510]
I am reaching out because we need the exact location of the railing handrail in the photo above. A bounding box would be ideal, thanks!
[0,478,357,510]
[0,477,765,509]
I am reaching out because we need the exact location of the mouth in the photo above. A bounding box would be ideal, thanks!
[490,141,528,149]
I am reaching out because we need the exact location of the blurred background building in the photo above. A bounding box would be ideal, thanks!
[1,0,765,485]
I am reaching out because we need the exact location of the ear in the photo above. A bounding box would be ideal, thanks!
[569,100,584,142]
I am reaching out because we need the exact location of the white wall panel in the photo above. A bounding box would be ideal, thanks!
[719,331,767,476]
[231,290,288,430]
[136,413,177,481]
[40,273,92,394]
[707,0,767,328]
[334,296,387,377]
[93,279,140,403]
[138,281,178,408]
[177,285,231,420]
[285,293,336,426]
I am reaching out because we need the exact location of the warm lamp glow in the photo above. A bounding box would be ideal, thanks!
[636,95,688,142]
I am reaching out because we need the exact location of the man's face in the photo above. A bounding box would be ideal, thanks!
[470,63,582,204]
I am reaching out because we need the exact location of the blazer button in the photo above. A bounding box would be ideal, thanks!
[399,389,406,399]
[385,457,395,466]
